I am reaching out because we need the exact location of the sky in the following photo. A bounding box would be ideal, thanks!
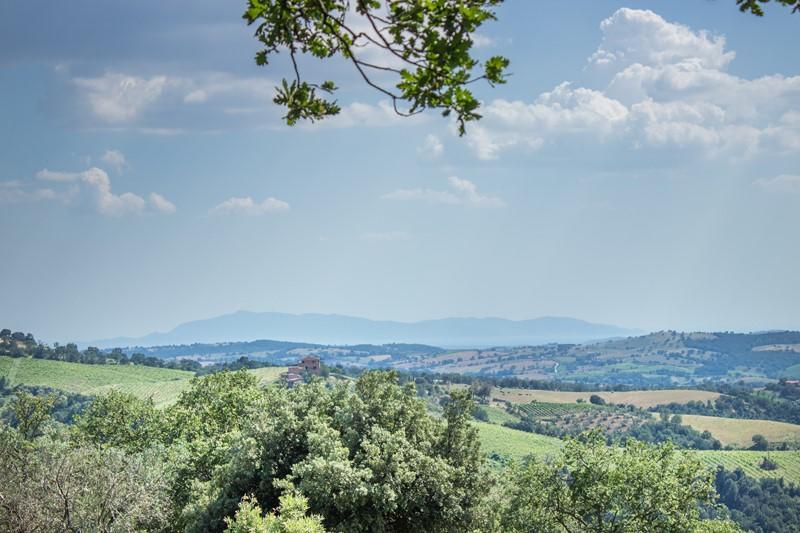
[1,1,799,342]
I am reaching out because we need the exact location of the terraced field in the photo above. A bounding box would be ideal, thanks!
[680,414,800,448]
[697,450,800,484]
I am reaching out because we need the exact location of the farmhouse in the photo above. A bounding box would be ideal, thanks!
[282,355,322,387]
[300,355,321,374]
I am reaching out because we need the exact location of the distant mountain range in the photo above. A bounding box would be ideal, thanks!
[89,311,641,349]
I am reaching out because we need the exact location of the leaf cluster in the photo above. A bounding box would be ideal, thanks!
[243,0,509,134]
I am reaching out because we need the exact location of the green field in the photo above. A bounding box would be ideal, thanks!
[0,356,288,407]
[473,421,563,461]
[248,366,289,385]
[680,414,800,448]
[696,450,800,484]
[1,356,194,406]
[483,405,521,425]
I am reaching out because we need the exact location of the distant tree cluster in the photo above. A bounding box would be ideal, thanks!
[0,328,202,372]
[655,381,800,427]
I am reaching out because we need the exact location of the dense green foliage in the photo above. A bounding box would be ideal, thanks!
[499,432,739,532]
[0,369,748,532]
[0,426,171,532]
[714,467,800,532]
[0,378,92,426]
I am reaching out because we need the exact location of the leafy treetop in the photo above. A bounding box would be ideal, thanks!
[243,0,509,135]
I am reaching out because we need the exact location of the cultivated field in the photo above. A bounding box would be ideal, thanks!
[474,421,562,461]
[680,414,800,448]
[491,387,721,408]
[696,450,800,484]
[0,356,194,406]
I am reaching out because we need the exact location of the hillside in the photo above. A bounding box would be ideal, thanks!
[394,330,800,386]
[0,356,286,407]
[89,311,640,348]
[104,330,800,387]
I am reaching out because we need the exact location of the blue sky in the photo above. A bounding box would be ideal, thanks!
[1,1,798,342]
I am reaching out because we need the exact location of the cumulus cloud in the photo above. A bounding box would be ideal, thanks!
[588,7,734,71]
[382,176,505,208]
[102,149,127,173]
[753,174,800,193]
[210,196,290,216]
[79,167,175,216]
[463,8,800,160]
[418,134,444,158]
[13,166,175,216]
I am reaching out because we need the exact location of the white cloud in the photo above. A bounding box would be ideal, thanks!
[23,166,175,216]
[308,100,425,129]
[182,74,275,105]
[149,192,177,214]
[74,73,167,122]
[81,167,146,216]
[383,176,505,208]
[472,33,495,48]
[588,8,734,71]
[418,134,444,158]
[0,181,67,204]
[360,231,412,243]
[210,196,290,216]
[102,149,127,173]
[462,8,800,160]
[36,169,81,182]
[753,174,800,193]
[69,71,279,131]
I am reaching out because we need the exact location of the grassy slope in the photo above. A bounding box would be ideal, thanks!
[473,421,562,460]
[680,414,800,447]
[696,450,800,484]
[1,356,193,406]
[491,387,721,408]
[0,356,287,407]
[248,366,289,385]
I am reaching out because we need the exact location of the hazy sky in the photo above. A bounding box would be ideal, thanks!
[1,1,799,342]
